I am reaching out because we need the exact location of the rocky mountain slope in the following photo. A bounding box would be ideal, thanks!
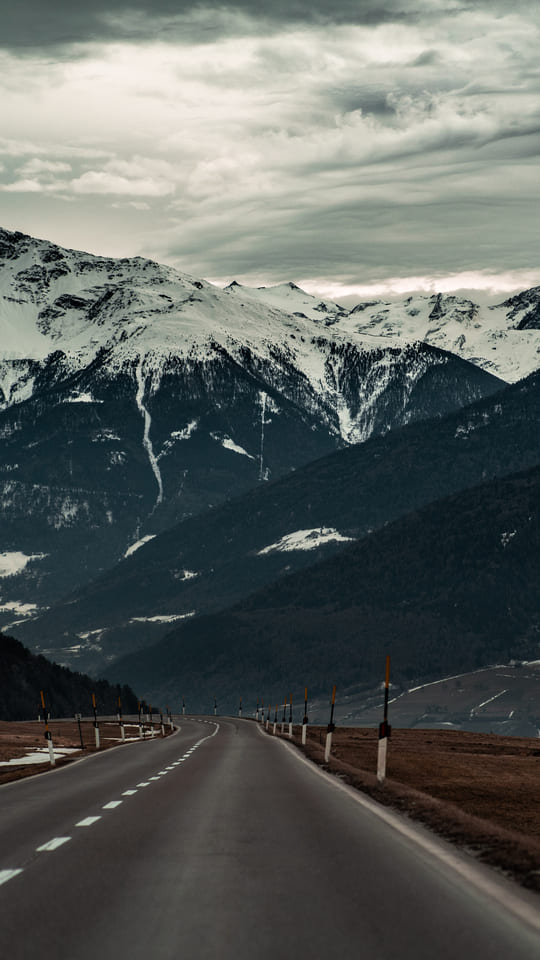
[14,370,540,675]
[350,288,540,382]
[104,464,540,713]
[0,228,505,616]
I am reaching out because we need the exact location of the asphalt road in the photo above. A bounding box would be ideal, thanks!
[1,717,538,959]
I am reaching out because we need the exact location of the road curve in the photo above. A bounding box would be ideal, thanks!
[1,717,538,959]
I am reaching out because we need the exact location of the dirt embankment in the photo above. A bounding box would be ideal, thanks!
[282,725,540,892]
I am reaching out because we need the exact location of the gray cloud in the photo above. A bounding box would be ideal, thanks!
[0,1,539,296]
[0,1,466,51]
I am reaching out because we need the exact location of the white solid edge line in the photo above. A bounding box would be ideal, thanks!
[275,734,540,936]
[75,816,102,827]
[0,868,23,885]
[36,837,71,852]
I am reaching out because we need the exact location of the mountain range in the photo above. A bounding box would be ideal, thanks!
[1,227,539,714]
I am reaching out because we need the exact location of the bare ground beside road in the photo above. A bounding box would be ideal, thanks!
[0,719,172,785]
[285,726,540,891]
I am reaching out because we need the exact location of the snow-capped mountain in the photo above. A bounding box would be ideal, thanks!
[0,227,505,627]
[348,290,540,383]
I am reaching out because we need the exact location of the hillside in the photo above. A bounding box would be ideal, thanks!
[15,369,540,674]
[104,465,540,712]
[0,631,138,721]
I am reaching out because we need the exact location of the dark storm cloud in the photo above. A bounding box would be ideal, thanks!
[0,1,449,51]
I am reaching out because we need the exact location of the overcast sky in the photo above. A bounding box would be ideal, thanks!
[1,1,539,299]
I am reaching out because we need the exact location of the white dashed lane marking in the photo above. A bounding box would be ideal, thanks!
[37,837,71,852]
[76,816,102,827]
[0,869,23,886]
[122,790,138,796]
[103,801,123,810]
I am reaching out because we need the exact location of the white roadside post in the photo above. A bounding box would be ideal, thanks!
[239,697,242,719]
[324,685,336,763]
[92,693,100,750]
[301,686,309,746]
[265,703,270,730]
[288,693,293,738]
[138,701,143,738]
[160,710,165,737]
[149,704,155,738]
[256,699,260,723]
[182,697,186,716]
[117,695,125,742]
[273,704,278,735]
[377,656,392,784]
[281,700,286,734]
[214,697,218,717]
[40,691,55,766]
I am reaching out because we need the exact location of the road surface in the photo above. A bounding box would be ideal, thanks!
[0,717,538,959]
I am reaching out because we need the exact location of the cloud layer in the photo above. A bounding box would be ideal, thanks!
[1,2,539,296]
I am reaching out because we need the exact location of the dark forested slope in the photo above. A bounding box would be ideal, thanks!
[106,465,540,712]
[0,632,138,720]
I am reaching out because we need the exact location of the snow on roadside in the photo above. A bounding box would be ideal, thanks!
[0,747,80,767]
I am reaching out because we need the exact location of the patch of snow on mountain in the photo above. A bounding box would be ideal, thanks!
[65,392,102,403]
[0,551,47,576]
[258,528,354,555]
[210,433,255,459]
[125,534,156,558]
[130,612,195,623]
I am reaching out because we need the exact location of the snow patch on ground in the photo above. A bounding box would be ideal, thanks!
[258,527,354,555]
[0,600,40,616]
[0,551,47,577]
[65,392,102,403]
[0,747,80,767]
[130,612,195,624]
[210,433,255,459]
[125,534,156,558]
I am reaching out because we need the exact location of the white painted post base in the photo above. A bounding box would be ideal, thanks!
[182,707,186,715]
[120,724,125,742]
[273,722,277,735]
[288,722,293,738]
[95,727,100,750]
[47,738,56,766]
[265,719,269,730]
[161,723,165,736]
[377,737,388,783]
[301,723,307,745]
[151,725,155,738]
[139,725,143,739]
[324,730,333,763]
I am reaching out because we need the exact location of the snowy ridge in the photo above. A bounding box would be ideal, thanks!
[0,228,520,445]
[349,290,540,383]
